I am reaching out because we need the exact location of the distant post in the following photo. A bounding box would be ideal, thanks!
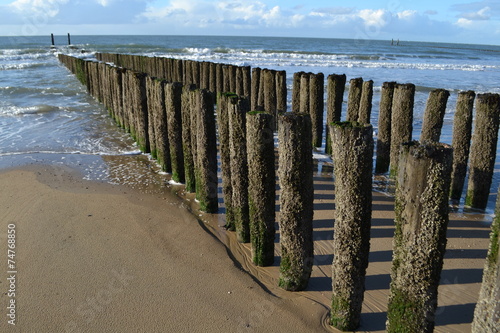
[465,93,500,209]
[450,91,475,200]
[389,83,415,177]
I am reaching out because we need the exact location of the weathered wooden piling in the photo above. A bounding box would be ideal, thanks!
[310,73,324,147]
[420,89,450,142]
[347,78,363,122]
[217,93,237,230]
[299,73,310,115]
[450,91,475,200]
[251,67,261,110]
[146,76,158,159]
[471,186,500,332]
[216,63,224,99]
[276,70,287,115]
[181,84,198,192]
[263,69,277,125]
[247,111,276,266]
[222,65,231,93]
[329,122,373,331]
[358,80,373,124]
[292,71,305,113]
[325,74,346,155]
[195,89,219,213]
[229,96,251,243]
[147,77,171,172]
[465,93,500,209]
[278,113,314,291]
[242,65,251,99]
[165,82,185,183]
[129,71,150,153]
[387,141,453,333]
[389,83,415,176]
[375,81,396,173]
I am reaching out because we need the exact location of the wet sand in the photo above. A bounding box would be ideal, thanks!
[0,156,492,332]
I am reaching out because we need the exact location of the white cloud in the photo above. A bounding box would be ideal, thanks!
[456,17,474,27]
[358,9,388,27]
[9,0,69,17]
[462,6,491,20]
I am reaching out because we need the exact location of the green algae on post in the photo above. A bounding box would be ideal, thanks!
[277,113,314,291]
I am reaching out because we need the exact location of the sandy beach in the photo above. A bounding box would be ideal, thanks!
[0,156,492,332]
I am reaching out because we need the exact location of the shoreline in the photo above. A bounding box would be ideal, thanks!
[0,154,492,332]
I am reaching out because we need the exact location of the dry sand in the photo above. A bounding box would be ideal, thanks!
[0,158,492,332]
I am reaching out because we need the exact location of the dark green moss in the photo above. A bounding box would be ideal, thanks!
[387,288,421,333]
[330,297,351,330]
[247,110,271,116]
[488,215,499,268]
[331,121,363,129]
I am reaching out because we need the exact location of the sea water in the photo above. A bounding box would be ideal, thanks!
[1,35,500,209]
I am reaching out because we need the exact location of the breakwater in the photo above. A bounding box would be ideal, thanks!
[58,52,499,331]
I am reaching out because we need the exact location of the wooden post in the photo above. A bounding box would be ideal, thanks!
[471,186,500,332]
[358,80,374,124]
[310,73,324,147]
[130,71,149,153]
[387,141,453,333]
[389,83,415,177]
[465,93,500,209]
[278,113,314,291]
[325,74,346,155]
[247,111,276,266]
[276,70,287,115]
[165,82,185,183]
[346,78,363,122]
[217,93,237,230]
[251,67,261,110]
[299,73,310,115]
[229,96,251,243]
[329,122,373,331]
[375,81,396,174]
[182,84,198,192]
[420,89,450,142]
[292,71,304,113]
[195,89,219,213]
[263,69,277,125]
[450,91,475,200]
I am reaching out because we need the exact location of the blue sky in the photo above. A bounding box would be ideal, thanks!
[0,0,499,45]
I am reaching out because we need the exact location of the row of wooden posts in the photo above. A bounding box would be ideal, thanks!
[58,53,499,332]
[96,52,500,211]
